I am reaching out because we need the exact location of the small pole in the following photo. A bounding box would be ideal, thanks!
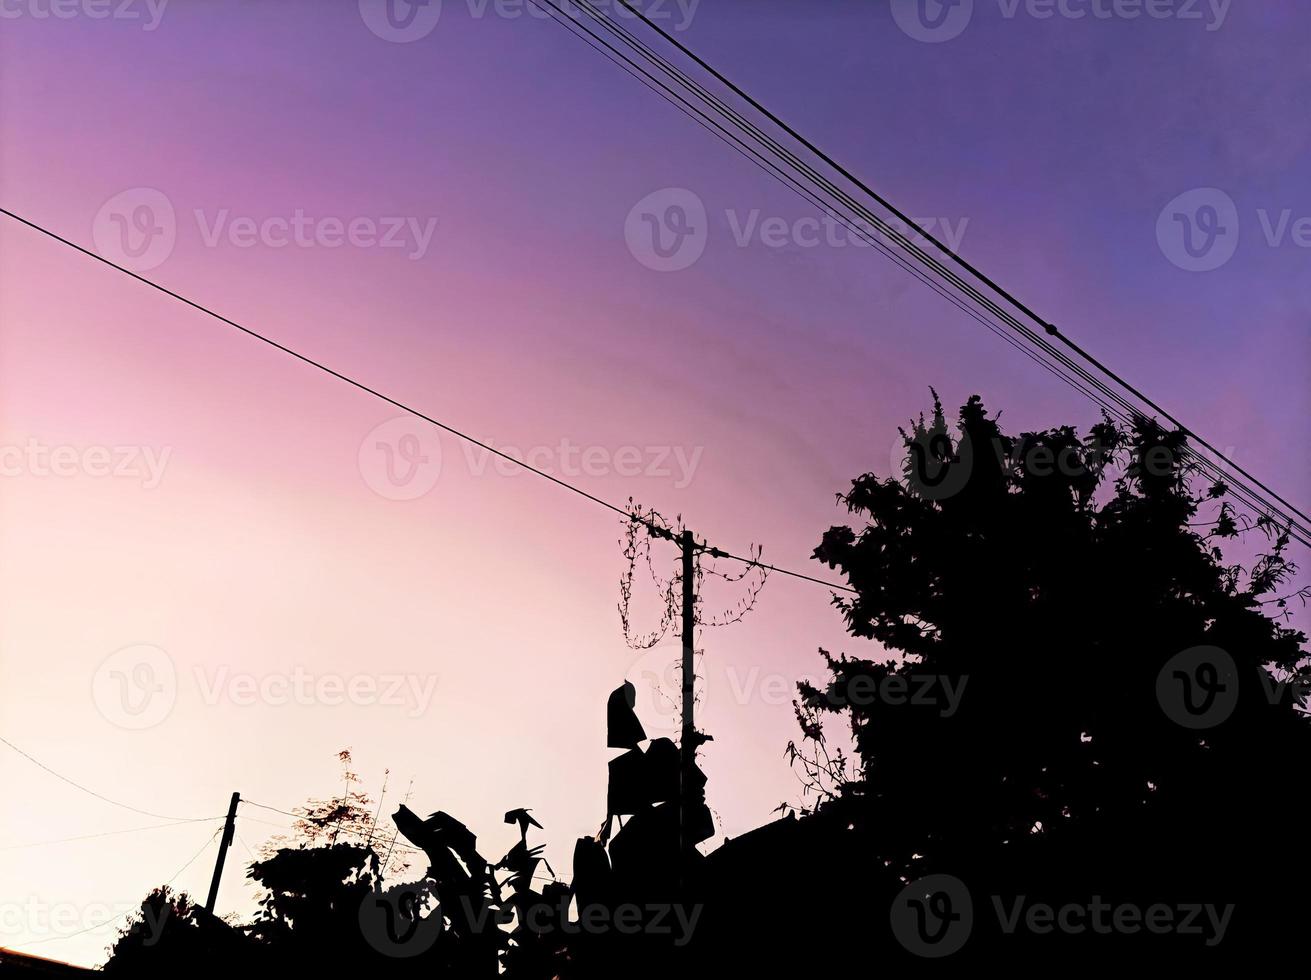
[679,529,696,859]
[205,792,240,914]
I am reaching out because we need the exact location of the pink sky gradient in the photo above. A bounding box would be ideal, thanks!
[2,1,1308,966]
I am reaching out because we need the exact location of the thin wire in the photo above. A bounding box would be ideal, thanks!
[552,0,1283,557]
[0,207,628,523]
[11,826,222,948]
[531,4,1142,505]
[530,0,1120,418]
[603,0,1311,537]
[547,0,1309,549]
[0,735,207,822]
[710,548,839,593]
[560,3,1123,407]
[241,799,322,820]
[240,800,424,855]
[529,5,1124,457]
[568,4,1262,489]
[0,818,225,851]
[0,206,858,593]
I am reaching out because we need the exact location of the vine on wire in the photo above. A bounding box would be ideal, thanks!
[618,500,772,647]
[618,501,679,650]
[698,542,771,627]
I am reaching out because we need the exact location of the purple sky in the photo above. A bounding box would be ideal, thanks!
[2,0,1308,966]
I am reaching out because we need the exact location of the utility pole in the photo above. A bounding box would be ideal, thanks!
[640,517,758,870]
[680,529,696,773]
[205,791,240,915]
[678,528,700,868]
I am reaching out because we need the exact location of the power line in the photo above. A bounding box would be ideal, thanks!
[0,206,857,594]
[525,3,1178,510]
[555,0,1122,416]
[529,0,1159,491]
[0,735,433,859]
[10,16,1297,580]
[591,10,1307,547]
[236,810,422,857]
[0,209,626,522]
[527,0,1119,417]
[527,0,1191,573]
[532,0,1137,414]
[11,825,222,949]
[531,1,1200,518]
[536,0,1309,549]
[241,800,425,855]
[604,0,1311,538]
[241,800,314,820]
[554,0,1293,544]
[0,819,225,851]
[1,733,435,863]
[0,735,210,822]
[709,547,840,593]
[243,801,565,883]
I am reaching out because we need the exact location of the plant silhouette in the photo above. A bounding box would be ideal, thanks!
[774,393,1310,968]
[102,394,1308,974]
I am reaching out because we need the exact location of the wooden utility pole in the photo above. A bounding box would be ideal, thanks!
[205,792,240,914]
[678,529,697,863]
[680,529,696,767]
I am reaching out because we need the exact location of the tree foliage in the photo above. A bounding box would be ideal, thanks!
[792,393,1309,961]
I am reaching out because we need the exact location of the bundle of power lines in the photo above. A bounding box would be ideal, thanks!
[527,0,1310,550]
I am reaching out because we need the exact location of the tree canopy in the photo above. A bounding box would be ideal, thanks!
[792,393,1309,964]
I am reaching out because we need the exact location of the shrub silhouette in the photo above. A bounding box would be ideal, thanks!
[783,393,1309,966]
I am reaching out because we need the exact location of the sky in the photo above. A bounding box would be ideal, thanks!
[2,0,1309,967]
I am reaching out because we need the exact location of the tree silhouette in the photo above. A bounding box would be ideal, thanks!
[260,749,411,878]
[103,887,254,976]
[785,393,1309,965]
